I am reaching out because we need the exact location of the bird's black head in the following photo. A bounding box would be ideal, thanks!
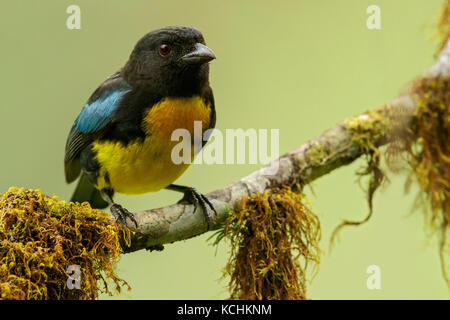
[123,26,215,97]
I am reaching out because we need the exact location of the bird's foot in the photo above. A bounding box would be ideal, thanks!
[110,203,138,228]
[178,187,216,228]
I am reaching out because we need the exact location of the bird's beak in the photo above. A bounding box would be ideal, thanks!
[181,43,216,64]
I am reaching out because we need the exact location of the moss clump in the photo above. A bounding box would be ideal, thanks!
[406,75,450,284]
[0,187,131,300]
[330,108,388,245]
[223,187,321,300]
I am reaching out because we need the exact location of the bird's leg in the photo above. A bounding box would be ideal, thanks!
[100,189,138,228]
[165,184,216,229]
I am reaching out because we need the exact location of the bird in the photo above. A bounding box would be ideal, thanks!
[64,26,217,228]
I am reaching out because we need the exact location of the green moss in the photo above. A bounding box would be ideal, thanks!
[0,187,131,300]
[305,142,330,167]
[222,187,321,300]
[343,107,389,149]
[330,108,388,245]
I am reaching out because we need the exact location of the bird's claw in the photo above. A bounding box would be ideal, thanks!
[178,187,216,229]
[110,203,138,228]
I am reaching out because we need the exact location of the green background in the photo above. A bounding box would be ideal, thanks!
[0,0,448,299]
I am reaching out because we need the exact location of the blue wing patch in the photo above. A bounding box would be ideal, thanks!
[65,71,131,183]
[74,89,131,133]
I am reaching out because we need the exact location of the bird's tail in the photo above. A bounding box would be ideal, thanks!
[70,174,109,209]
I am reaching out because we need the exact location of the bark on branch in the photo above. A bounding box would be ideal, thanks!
[123,40,450,253]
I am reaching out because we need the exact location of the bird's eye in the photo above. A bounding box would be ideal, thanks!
[159,44,171,56]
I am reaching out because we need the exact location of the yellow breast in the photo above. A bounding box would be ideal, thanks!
[92,96,211,194]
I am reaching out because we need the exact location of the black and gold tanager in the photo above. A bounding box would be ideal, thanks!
[64,26,216,227]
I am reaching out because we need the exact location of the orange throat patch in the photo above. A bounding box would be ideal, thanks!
[143,96,212,138]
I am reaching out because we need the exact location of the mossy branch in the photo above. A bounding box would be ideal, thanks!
[2,3,449,299]
[124,39,450,253]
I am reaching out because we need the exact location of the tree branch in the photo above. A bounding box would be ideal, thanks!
[123,39,450,253]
